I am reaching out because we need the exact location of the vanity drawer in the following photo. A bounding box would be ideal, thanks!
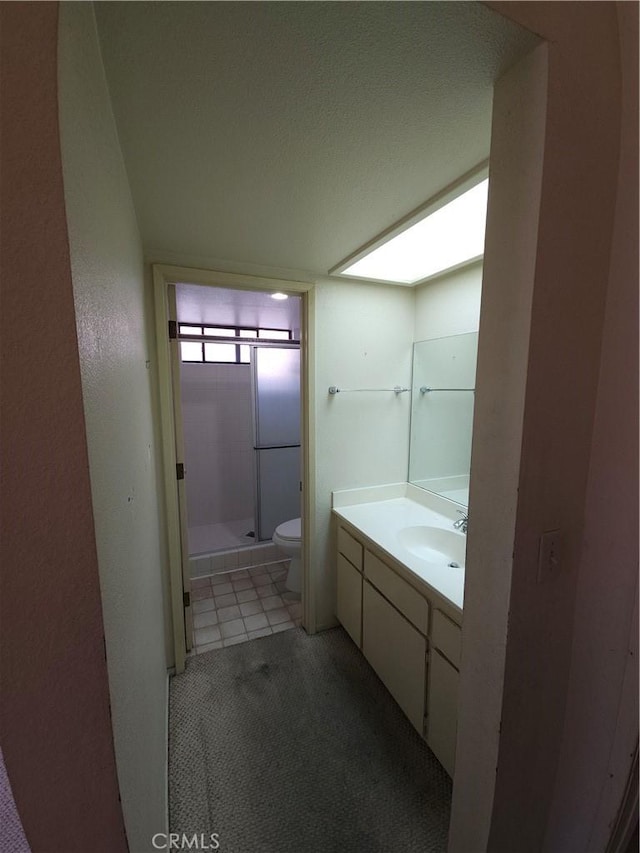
[364,550,429,635]
[432,609,462,669]
[338,525,363,572]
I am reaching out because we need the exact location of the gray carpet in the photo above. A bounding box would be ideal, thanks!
[169,627,452,853]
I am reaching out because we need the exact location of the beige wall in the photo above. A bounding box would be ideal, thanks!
[312,277,415,627]
[450,42,548,852]
[414,261,482,342]
[58,4,170,851]
[543,3,639,847]
[453,3,636,851]
[0,3,127,850]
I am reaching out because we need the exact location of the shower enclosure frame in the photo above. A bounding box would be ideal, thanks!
[153,264,315,674]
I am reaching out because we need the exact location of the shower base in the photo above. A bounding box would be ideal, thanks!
[188,517,255,554]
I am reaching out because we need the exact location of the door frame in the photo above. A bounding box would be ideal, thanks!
[153,263,316,673]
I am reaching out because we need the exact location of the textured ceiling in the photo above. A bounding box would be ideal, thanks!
[96,2,536,277]
[176,284,301,331]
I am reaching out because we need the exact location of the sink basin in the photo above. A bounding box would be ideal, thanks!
[397,525,466,567]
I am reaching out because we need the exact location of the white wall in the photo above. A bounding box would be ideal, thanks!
[180,363,253,528]
[449,43,548,852]
[414,261,482,342]
[542,3,638,846]
[313,277,415,628]
[452,1,629,848]
[58,5,169,851]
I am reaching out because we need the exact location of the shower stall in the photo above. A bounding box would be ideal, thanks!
[176,288,301,576]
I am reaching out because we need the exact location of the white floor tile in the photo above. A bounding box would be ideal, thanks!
[236,588,258,603]
[220,618,245,639]
[266,607,290,626]
[195,624,221,645]
[214,592,237,608]
[257,584,278,598]
[193,610,219,629]
[261,595,284,612]
[239,600,263,617]
[223,634,249,647]
[216,604,240,623]
[247,627,272,640]
[197,640,223,653]
[243,612,269,632]
[192,587,214,601]
[271,620,295,634]
[192,597,217,614]
[286,602,302,620]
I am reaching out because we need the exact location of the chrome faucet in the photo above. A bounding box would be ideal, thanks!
[453,511,468,534]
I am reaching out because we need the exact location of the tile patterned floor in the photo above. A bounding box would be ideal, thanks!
[190,563,302,653]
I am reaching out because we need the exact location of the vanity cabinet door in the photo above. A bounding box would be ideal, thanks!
[336,553,362,647]
[363,581,427,734]
[427,649,460,777]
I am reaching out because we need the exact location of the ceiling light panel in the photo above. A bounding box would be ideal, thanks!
[340,178,488,285]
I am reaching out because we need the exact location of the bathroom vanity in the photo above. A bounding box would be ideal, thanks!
[332,484,465,777]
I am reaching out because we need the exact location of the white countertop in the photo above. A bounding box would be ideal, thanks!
[332,487,465,613]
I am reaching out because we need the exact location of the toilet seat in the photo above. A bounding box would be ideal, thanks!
[274,517,301,542]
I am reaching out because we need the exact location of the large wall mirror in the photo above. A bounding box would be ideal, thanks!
[408,332,478,506]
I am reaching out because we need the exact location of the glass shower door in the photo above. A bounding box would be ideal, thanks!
[252,347,301,541]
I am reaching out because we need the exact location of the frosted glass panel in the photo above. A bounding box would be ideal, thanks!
[204,327,235,336]
[204,342,236,362]
[180,341,203,361]
[409,332,478,506]
[258,329,290,340]
[253,348,300,447]
[255,447,301,540]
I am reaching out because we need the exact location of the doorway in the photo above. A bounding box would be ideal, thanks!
[153,265,315,673]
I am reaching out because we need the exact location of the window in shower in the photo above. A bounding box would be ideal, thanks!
[179,324,295,364]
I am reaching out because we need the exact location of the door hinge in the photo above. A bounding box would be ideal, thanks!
[183,590,190,608]
[176,462,185,480]
[168,320,177,340]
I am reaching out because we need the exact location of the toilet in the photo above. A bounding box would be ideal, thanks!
[273,517,302,595]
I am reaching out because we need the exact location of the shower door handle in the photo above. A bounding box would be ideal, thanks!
[253,444,300,450]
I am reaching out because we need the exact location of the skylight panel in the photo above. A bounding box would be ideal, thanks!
[338,178,488,285]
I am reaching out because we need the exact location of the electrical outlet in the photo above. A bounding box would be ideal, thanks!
[537,529,562,583]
